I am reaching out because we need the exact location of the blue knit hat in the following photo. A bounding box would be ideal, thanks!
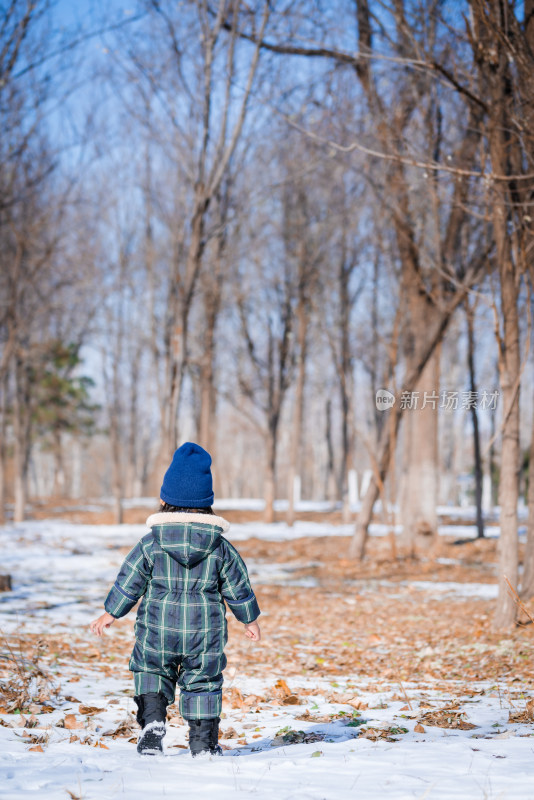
[160,442,214,508]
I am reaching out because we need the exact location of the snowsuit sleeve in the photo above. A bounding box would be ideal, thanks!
[219,541,260,624]
[104,533,154,618]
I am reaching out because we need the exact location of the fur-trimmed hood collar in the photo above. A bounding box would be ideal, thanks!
[146,511,230,533]
[145,511,230,568]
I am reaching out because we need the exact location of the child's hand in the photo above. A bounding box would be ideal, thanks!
[90,612,115,637]
[244,621,261,641]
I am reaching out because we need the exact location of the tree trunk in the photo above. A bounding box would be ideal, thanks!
[397,202,440,553]
[13,454,26,524]
[0,373,7,525]
[287,291,307,526]
[13,357,31,524]
[198,347,215,452]
[198,190,227,456]
[466,303,484,539]
[126,345,142,497]
[264,433,276,524]
[164,200,207,462]
[469,0,523,629]
[109,411,124,525]
[399,349,439,554]
[52,430,66,497]
[325,398,337,502]
[493,263,520,628]
[521,400,534,599]
[350,294,472,560]
[198,255,223,455]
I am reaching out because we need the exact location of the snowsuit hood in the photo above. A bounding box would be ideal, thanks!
[145,511,231,568]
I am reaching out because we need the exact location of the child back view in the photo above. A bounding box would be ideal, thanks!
[90,442,261,756]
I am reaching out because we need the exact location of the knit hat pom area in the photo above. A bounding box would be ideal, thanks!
[160,442,214,508]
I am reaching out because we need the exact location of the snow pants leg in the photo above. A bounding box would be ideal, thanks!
[177,650,226,720]
[133,671,177,705]
[132,650,226,719]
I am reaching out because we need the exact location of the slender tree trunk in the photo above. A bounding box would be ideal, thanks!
[370,255,386,442]
[264,430,277,523]
[325,398,337,502]
[165,200,207,462]
[493,267,520,628]
[109,383,124,525]
[105,248,127,524]
[198,223,224,454]
[287,291,307,526]
[466,303,484,539]
[52,430,66,497]
[13,356,31,524]
[127,346,141,497]
[198,345,215,452]
[521,400,534,599]
[0,373,7,525]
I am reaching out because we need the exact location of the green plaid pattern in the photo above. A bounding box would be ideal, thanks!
[133,671,224,718]
[104,515,260,719]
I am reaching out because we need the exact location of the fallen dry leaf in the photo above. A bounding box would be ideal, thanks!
[419,705,476,731]
[220,726,239,739]
[274,679,292,697]
[103,719,137,739]
[223,687,245,709]
[414,723,425,733]
[282,695,300,705]
[243,694,264,707]
[359,726,408,742]
[508,698,534,724]
[63,714,84,730]
[78,705,105,716]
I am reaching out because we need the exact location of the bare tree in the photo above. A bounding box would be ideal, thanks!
[320,196,364,523]
[281,174,322,525]
[468,0,533,628]
[114,0,270,467]
[235,246,296,522]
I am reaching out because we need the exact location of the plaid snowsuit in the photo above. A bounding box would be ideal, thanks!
[104,512,260,719]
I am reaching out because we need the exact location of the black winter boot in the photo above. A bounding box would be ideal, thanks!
[187,718,222,757]
[135,692,168,755]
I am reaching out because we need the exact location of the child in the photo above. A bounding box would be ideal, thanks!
[90,442,261,756]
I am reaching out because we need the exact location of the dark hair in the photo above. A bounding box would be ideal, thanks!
[159,502,214,515]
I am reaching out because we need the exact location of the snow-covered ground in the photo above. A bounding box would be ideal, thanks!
[1,520,533,800]
[3,669,534,800]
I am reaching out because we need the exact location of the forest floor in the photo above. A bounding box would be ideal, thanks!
[1,513,534,799]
